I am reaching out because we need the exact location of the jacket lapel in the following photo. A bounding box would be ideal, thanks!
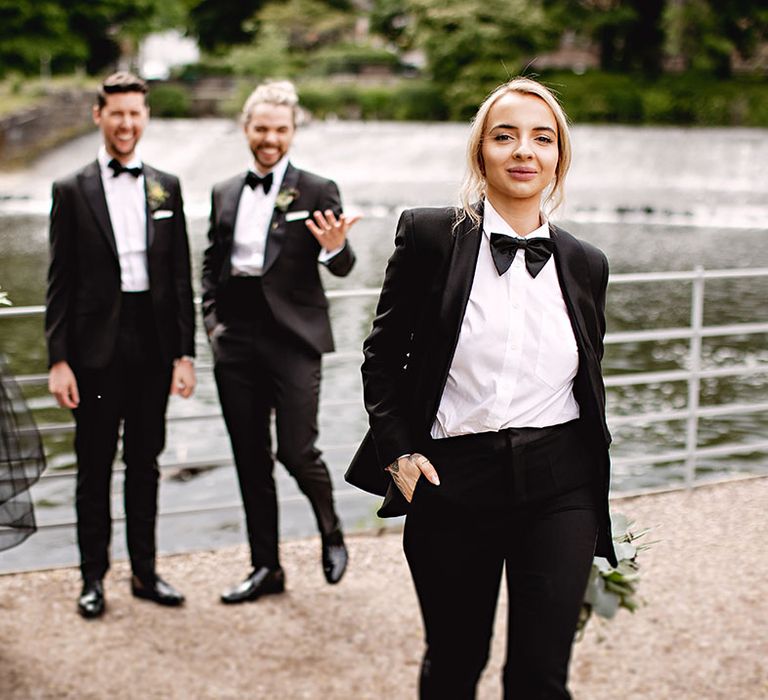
[437,207,483,337]
[550,223,592,353]
[216,175,246,283]
[221,174,246,236]
[78,161,118,260]
[262,163,300,275]
[143,164,157,250]
[551,223,610,443]
[424,208,483,425]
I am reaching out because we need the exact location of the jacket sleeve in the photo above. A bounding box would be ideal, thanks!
[170,176,195,358]
[593,250,609,362]
[361,209,419,468]
[44,181,75,367]
[317,179,356,277]
[201,188,222,334]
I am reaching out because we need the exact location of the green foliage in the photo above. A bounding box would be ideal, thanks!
[297,79,447,120]
[550,0,666,76]
[406,0,559,87]
[225,28,300,78]
[370,0,412,49]
[257,0,356,51]
[0,1,83,76]
[664,0,768,77]
[148,83,192,117]
[0,0,171,76]
[546,70,768,126]
[188,0,265,53]
[61,0,161,73]
[577,513,651,637]
[0,74,96,117]
[304,43,403,76]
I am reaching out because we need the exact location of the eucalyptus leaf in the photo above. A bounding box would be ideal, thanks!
[593,556,613,573]
[610,512,630,534]
[591,582,620,618]
[614,541,637,560]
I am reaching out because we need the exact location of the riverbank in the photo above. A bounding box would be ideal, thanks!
[1,476,766,699]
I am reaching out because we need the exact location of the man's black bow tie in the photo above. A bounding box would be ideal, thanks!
[489,233,555,278]
[108,158,143,178]
[245,170,274,193]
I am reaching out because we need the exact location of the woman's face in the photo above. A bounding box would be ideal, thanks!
[480,91,559,207]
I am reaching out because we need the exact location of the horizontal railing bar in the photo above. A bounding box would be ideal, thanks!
[37,441,362,481]
[3,267,768,320]
[608,267,768,283]
[609,401,768,426]
[604,363,768,386]
[605,322,768,344]
[612,440,768,467]
[29,486,374,531]
[19,363,768,438]
[30,441,768,530]
[14,358,768,393]
[13,352,364,387]
[0,304,46,319]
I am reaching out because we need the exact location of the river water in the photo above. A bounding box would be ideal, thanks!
[1,120,766,572]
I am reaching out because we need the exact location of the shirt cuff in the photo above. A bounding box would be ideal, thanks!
[318,243,345,263]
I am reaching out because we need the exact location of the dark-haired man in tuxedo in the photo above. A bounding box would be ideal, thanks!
[202,81,358,603]
[46,72,195,618]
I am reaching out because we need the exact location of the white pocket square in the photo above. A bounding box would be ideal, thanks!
[152,209,174,220]
[285,210,310,222]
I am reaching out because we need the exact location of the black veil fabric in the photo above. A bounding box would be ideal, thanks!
[0,357,46,551]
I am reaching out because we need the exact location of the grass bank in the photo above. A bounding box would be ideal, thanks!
[0,75,96,118]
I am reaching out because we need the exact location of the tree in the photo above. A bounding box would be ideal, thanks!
[187,0,266,52]
[665,0,768,77]
[0,1,85,75]
[0,0,173,76]
[397,0,560,116]
[65,0,161,73]
[544,0,666,76]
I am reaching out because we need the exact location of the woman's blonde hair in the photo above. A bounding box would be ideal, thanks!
[457,77,572,228]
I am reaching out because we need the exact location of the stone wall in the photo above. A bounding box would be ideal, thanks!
[0,90,94,167]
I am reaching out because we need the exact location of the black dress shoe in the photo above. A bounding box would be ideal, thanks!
[78,579,105,619]
[220,567,285,604]
[131,574,185,606]
[322,531,348,585]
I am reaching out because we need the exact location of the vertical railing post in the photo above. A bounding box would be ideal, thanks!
[684,266,705,488]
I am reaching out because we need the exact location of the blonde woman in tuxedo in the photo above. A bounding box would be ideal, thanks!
[348,77,615,699]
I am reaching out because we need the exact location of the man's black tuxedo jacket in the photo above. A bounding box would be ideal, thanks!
[347,206,617,564]
[45,161,195,369]
[201,162,355,355]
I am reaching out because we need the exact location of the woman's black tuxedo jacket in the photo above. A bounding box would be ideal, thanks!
[347,205,617,564]
[45,161,195,369]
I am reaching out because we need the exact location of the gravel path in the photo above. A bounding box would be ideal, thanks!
[1,476,766,700]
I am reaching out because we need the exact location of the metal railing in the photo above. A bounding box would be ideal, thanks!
[2,266,767,535]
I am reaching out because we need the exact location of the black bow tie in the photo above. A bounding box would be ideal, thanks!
[108,158,143,178]
[489,233,555,278]
[245,171,274,193]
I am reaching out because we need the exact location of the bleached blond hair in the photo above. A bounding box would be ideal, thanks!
[241,80,299,125]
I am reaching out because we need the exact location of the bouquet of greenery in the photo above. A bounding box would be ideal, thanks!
[577,512,651,637]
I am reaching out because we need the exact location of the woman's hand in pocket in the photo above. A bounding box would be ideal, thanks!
[386,453,440,502]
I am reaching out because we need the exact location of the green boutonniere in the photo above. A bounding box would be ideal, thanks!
[146,178,170,211]
[275,187,300,213]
